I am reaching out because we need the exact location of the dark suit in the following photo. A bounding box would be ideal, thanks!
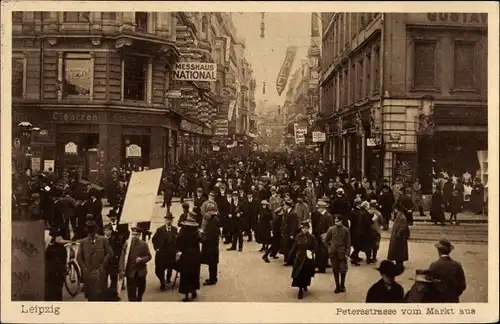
[428,256,467,302]
[201,214,221,282]
[106,224,128,291]
[229,200,244,250]
[280,207,299,264]
[89,198,104,234]
[315,211,334,272]
[152,225,178,286]
[119,238,152,301]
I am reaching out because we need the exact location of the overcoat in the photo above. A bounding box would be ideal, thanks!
[290,232,317,287]
[366,279,405,303]
[177,226,202,294]
[256,207,273,244]
[201,214,221,265]
[430,190,445,222]
[152,225,178,270]
[280,207,299,257]
[387,212,410,262]
[76,235,113,300]
[428,256,467,302]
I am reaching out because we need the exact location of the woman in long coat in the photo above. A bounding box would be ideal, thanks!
[177,215,202,302]
[430,188,446,225]
[290,221,318,299]
[387,203,410,273]
[256,200,273,249]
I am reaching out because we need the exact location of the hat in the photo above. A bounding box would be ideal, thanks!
[181,213,199,227]
[307,179,313,183]
[232,191,239,196]
[333,214,344,222]
[107,209,118,218]
[247,191,254,196]
[261,200,269,205]
[85,214,96,226]
[329,178,334,183]
[413,269,441,283]
[217,178,223,182]
[434,238,454,254]
[316,200,328,208]
[284,198,294,206]
[219,183,226,189]
[182,202,190,209]
[197,188,204,193]
[369,199,378,206]
[274,207,284,215]
[350,178,356,182]
[336,188,344,194]
[360,201,370,210]
[164,212,174,220]
[300,220,310,228]
[111,167,118,172]
[376,260,398,278]
[130,226,143,234]
[270,186,277,192]
[353,198,362,206]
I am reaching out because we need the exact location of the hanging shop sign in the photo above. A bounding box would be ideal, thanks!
[173,62,217,82]
[180,120,204,135]
[126,144,142,158]
[312,131,326,143]
[64,142,78,155]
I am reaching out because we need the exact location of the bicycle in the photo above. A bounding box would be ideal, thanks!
[64,241,82,298]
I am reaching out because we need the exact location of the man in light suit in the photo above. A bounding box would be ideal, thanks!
[119,227,152,301]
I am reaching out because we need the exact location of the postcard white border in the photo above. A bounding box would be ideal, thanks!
[1,1,499,323]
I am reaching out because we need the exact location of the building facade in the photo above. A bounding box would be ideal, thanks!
[319,13,487,191]
[12,11,253,182]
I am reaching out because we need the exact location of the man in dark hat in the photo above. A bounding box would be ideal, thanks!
[263,206,284,263]
[104,210,129,292]
[425,238,466,302]
[119,226,152,301]
[313,200,334,274]
[243,191,259,242]
[280,198,299,265]
[76,214,113,301]
[227,191,244,251]
[45,227,71,301]
[366,260,405,303]
[152,213,178,291]
[88,188,104,235]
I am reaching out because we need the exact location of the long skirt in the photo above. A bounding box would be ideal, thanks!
[291,258,315,288]
[179,264,201,294]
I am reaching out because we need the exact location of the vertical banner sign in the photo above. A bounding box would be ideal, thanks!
[276,46,298,96]
[12,220,45,301]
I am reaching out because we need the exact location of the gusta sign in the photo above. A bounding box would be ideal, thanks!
[173,62,217,82]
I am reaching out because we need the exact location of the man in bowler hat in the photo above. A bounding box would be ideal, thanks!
[152,213,178,291]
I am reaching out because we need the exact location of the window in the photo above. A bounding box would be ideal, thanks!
[350,63,356,103]
[413,40,437,89]
[102,12,117,20]
[135,12,148,32]
[358,59,363,100]
[374,47,380,93]
[123,55,148,101]
[202,15,208,35]
[365,54,371,97]
[453,41,476,90]
[339,14,344,51]
[12,55,25,97]
[63,53,92,99]
[64,12,90,22]
[12,12,23,23]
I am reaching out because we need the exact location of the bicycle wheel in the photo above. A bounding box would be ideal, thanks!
[64,261,81,298]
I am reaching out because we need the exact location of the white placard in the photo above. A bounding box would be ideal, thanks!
[64,141,78,154]
[119,168,163,224]
[43,160,54,172]
[31,157,41,172]
[312,131,326,143]
[125,144,142,158]
[12,220,45,301]
[172,62,217,82]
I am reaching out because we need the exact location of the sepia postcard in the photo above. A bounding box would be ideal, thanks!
[1,1,498,323]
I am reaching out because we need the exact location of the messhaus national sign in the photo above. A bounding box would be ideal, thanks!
[173,62,217,82]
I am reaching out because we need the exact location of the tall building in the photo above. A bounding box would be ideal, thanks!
[11,11,253,182]
[319,13,487,190]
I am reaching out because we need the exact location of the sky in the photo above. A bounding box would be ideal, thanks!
[231,12,312,110]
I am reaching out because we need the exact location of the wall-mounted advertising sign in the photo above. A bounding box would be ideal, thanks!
[173,62,217,82]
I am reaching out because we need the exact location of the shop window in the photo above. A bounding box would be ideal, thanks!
[413,40,437,89]
[135,12,148,32]
[12,12,23,23]
[102,12,117,20]
[123,55,148,101]
[12,54,25,98]
[63,53,92,99]
[453,41,476,90]
[64,12,90,22]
